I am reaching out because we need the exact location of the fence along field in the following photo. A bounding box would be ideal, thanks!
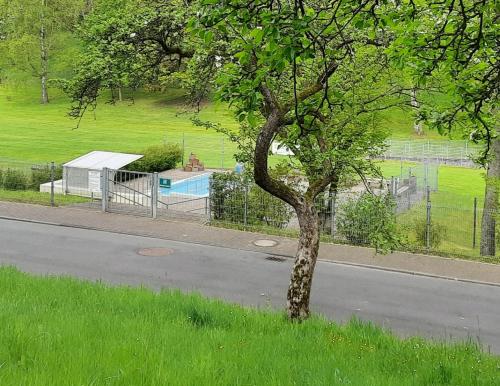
[0,154,496,261]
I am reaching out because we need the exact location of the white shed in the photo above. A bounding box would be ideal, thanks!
[40,151,143,197]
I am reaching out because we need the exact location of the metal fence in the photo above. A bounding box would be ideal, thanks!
[0,159,497,259]
[207,178,499,259]
[383,140,481,165]
[0,158,100,208]
[162,131,483,169]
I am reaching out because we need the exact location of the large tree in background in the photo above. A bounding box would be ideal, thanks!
[0,0,86,103]
[64,0,195,120]
[396,0,499,256]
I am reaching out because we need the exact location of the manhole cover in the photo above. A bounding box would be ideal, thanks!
[253,239,278,247]
[137,247,174,257]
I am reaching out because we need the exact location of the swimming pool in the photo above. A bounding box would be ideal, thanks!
[160,173,210,197]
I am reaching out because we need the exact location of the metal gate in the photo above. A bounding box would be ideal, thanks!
[102,168,156,217]
[101,167,210,221]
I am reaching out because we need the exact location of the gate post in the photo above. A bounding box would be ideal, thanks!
[101,167,108,212]
[426,185,431,250]
[208,178,212,222]
[472,197,478,249]
[50,161,55,207]
[152,172,158,219]
[243,183,248,228]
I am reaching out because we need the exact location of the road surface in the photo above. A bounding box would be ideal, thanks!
[1,218,499,353]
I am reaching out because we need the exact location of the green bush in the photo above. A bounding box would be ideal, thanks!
[29,165,63,190]
[2,168,28,190]
[414,218,447,249]
[246,187,293,228]
[337,193,401,252]
[209,172,245,221]
[209,172,293,228]
[128,144,182,173]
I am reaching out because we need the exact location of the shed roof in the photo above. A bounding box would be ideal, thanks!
[63,151,143,170]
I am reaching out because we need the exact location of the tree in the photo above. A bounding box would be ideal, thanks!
[0,0,86,103]
[64,0,195,121]
[193,0,410,319]
[396,0,499,256]
[67,0,409,319]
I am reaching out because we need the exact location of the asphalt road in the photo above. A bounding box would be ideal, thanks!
[1,218,499,353]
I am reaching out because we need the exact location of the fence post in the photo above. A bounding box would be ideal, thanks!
[426,185,431,250]
[473,197,478,249]
[101,167,108,213]
[64,167,69,194]
[152,172,158,219]
[50,161,55,207]
[208,178,212,222]
[243,183,248,228]
[407,167,411,211]
[330,192,337,238]
[221,137,225,169]
[182,132,185,166]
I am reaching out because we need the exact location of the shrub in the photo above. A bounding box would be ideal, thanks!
[337,193,401,252]
[29,165,63,191]
[414,218,447,249]
[246,187,293,228]
[128,144,182,173]
[209,172,245,221]
[2,168,28,190]
[209,172,293,228]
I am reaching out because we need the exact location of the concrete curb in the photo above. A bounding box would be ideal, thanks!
[2,214,499,288]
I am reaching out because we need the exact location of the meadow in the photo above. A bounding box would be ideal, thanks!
[0,267,498,386]
[0,86,236,167]
[0,84,458,168]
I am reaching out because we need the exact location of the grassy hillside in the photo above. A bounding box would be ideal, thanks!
[0,267,498,386]
[1,85,452,168]
[0,86,237,167]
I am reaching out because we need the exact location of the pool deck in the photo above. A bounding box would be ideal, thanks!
[158,168,221,183]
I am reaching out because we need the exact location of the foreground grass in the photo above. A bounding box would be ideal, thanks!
[0,267,498,385]
[0,189,89,206]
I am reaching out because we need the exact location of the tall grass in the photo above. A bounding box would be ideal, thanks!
[0,267,498,385]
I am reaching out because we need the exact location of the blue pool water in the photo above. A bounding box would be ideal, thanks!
[160,173,210,197]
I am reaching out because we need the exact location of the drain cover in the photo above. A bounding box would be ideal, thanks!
[137,247,174,257]
[265,255,286,262]
[253,239,278,247]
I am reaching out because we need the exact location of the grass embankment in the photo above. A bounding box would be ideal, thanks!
[0,267,498,385]
[0,189,89,206]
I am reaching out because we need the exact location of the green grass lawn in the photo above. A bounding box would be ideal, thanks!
[0,85,238,168]
[0,189,89,206]
[0,84,457,168]
[0,267,498,386]
[378,161,499,261]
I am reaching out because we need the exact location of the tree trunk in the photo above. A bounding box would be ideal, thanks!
[411,88,422,136]
[480,135,500,256]
[40,0,49,104]
[287,202,320,319]
[118,86,123,102]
